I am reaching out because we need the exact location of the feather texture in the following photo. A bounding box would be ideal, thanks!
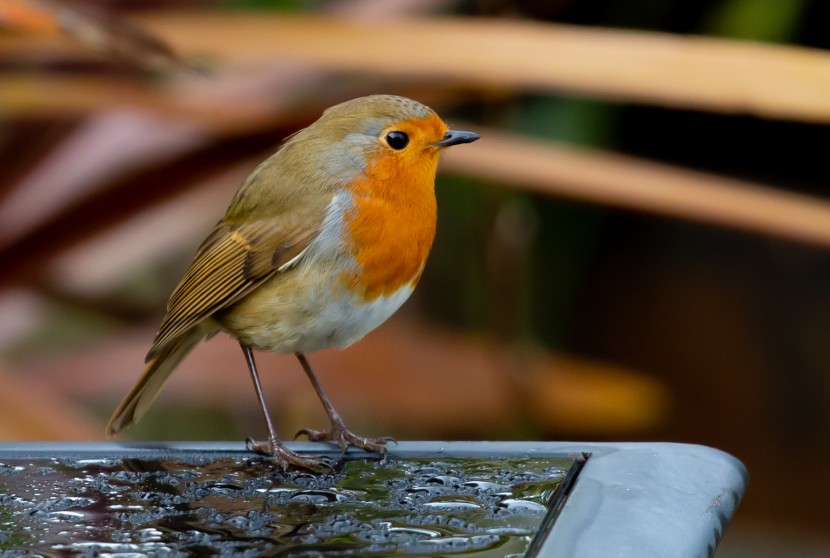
[148,212,321,360]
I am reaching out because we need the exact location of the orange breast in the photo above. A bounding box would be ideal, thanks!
[343,144,440,301]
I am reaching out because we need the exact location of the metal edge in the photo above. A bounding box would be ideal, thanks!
[0,440,596,460]
[525,452,589,557]
[0,440,746,557]
[534,442,748,558]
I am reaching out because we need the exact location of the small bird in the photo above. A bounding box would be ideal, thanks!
[106,95,479,469]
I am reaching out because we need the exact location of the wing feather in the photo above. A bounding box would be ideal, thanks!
[146,212,322,360]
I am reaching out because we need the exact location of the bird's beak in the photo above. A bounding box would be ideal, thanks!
[433,130,480,148]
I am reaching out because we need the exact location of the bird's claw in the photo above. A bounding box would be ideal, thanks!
[294,425,394,456]
[245,436,333,471]
[246,437,271,456]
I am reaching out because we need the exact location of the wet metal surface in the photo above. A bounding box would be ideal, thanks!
[0,451,575,556]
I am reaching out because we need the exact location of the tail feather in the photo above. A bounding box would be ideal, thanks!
[106,328,204,437]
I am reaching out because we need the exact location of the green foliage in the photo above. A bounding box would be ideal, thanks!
[705,0,807,42]
[423,94,618,349]
[514,96,620,148]
[423,175,491,330]
[219,0,320,11]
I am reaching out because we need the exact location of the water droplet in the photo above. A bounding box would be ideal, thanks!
[498,498,547,514]
[462,480,509,492]
[137,527,163,541]
[388,526,442,538]
[423,500,482,511]
[415,534,501,552]
[290,489,345,504]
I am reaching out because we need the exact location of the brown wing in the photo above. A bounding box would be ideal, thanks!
[146,212,320,360]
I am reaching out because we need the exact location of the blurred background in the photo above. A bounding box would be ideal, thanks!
[1,0,829,555]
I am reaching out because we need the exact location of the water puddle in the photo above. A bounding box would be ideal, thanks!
[0,453,576,556]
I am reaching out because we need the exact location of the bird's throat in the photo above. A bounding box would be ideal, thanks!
[343,157,438,301]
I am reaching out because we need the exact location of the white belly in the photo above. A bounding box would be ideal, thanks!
[223,279,415,354]
[302,284,414,350]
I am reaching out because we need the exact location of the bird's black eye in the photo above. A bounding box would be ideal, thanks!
[385,131,409,150]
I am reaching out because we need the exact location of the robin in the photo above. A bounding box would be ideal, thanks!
[106,94,479,469]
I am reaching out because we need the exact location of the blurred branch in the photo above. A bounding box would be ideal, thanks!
[0,73,460,133]
[443,126,830,248]
[0,123,290,285]
[0,0,58,33]
[0,74,200,119]
[131,13,830,124]
[0,0,193,73]
[6,12,830,122]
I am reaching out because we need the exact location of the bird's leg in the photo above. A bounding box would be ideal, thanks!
[240,344,330,470]
[293,352,394,455]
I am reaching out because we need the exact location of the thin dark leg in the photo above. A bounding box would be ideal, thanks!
[243,344,281,449]
[294,352,394,455]
[241,344,328,470]
[296,352,346,427]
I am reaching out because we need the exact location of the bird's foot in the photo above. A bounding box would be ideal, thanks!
[294,424,395,456]
[245,436,333,471]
